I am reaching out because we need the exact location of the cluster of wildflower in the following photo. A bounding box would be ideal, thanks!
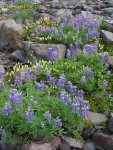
[100,53,109,64]
[48,47,58,60]
[0,127,5,140]
[60,87,90,118]
[43,111,62,127]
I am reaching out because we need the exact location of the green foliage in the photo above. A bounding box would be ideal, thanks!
[6,9,36,20]
[0,76,84,142]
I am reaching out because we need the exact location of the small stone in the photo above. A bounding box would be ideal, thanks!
[10,50,28,63]
[106,113,113,132]
[59,139,71,150]
[83,141,96,150]
[18,142,53,150]
[50,136,61,148]
[0,65,5,74]
[72,9,81,15]
[108,56,113,69]
[88,111,107,125]
[82,126,96,140]
[62,137,83,149]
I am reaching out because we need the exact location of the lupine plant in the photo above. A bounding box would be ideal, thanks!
[0,66,90,142]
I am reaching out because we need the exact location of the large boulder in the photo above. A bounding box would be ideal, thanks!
[0,19,24,51]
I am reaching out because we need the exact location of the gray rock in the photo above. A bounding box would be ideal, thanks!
[82,126,96,140]
[83,141,96,150]
[10,50,28,63]
[23,42,66,61]
[106,113,113,132]
[103,8,113,15]
[88,111,107,125]
[17,142,53,150]
[0,142,16,150]
[108,56,113,69]
[62,136,83,149]
[0,65,5,74]
[91,130,113,150]
[0,59,8,65]
[72,9,81,15]
[59,139,71,150]
[101,30,113,44]
[0,19,24,51]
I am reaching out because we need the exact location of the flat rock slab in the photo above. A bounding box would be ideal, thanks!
[23,41,66,61]
[88,111,107,125]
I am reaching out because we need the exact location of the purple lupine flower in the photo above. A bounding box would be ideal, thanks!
[57,74,66,88]
[100,53,109,64]
[105,53,109,61]
[77,90,85,97]
[3,104,13,116]
[34,65,41,72]
[0,72,4,79]
[84,43,98,54]
[36,81,46,90]
[102,80,108,87]
[81,101,90,118]
[0,81,4,87]
[43,111,52,121]
[60,91,71,104]
[51,51,58,60]
[67,82,77,93]
[25,109,35,123]
[100,54,105,63]
[84,68,94,79]
[107,71,112,76]
[49,76,56,85]
[24,70,36,80]
[54,118,62,127]
[66,49,71,58]
[14,79,22,87]
[0,127,6,139]
[80,76,86,83]
[46,71,51,78]
[71,102,80,112]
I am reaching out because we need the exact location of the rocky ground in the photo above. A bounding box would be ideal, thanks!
[1,0,113,150]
